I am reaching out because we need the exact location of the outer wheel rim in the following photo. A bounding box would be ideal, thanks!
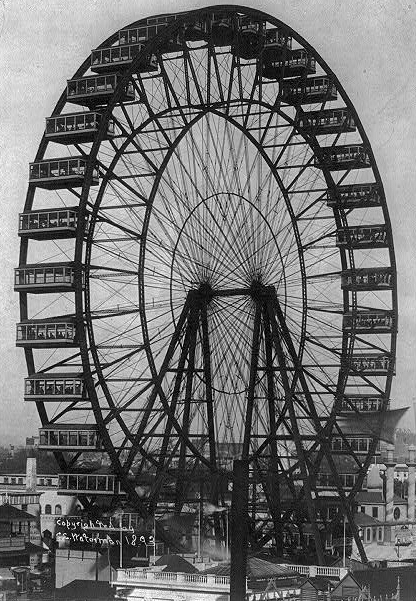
[18,5,397,555]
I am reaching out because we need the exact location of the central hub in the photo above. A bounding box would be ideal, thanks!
[249,282,276,301]
[165,189,295,398]
[249,279,264,300]
[197,281,214,302]
[171,192,285,298]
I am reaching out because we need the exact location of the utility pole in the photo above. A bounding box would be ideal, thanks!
[119,510,123,569]
[153,513,156,565]
[343,515,346,568]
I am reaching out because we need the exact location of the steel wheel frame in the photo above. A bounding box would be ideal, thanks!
[18,5,397,563]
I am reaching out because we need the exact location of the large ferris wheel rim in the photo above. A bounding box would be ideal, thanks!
[20,4,398,422]
[22,2,398,287]
[18,3,398,531]
[20,2,398,275]
[73,3,397,402]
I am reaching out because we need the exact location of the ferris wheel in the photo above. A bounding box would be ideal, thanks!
[16,6,397,563]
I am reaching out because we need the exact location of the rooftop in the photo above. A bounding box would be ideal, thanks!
[56,579,114,600]
[201,557,299,579]
[356,491,406,504]
[354,512,382,527]
[0,504,37,522]
[155,554,198,574]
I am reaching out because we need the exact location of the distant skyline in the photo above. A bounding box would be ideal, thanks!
[1,0,416,443]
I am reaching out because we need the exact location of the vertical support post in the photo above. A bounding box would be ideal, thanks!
[343,515,346,568]
[199,479,204,560]
[201,305,216,466]
[225,509,229,560]
[201,304,222,548]
[107,542,111,581]
[175,305,199,513]
[153,513,156,565]
[242,303,262,456]
[407,445,415,521]
[198,504,201,560]
[385,444,395,523]
[119,510,123,569]
[262,306,283,553]
[230,459,249,601]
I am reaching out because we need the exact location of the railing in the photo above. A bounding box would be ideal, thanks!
[282,564,348,579]
[184,573,207,583]
[0,536,27,550]
[154,571,177,581]
[114,565,347,590]
[214,575,230,585]
[247,592,301,601]
[113,569,230,588]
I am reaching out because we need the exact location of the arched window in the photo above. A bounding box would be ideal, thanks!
[55,504,62,516]
[394,507,401,521]
[44,504,52,515]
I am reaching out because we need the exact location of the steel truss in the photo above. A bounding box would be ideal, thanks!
[17,5,397,564]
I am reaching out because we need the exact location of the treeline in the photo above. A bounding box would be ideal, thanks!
[0,447,59,474]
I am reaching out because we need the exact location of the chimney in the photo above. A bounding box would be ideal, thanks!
[385,443,395,522]
[407,445,416,521]
[26,456,37,492]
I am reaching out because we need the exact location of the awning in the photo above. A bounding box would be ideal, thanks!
[336,408,408,443]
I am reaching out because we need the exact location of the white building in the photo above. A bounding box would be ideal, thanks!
[39,490,80,536]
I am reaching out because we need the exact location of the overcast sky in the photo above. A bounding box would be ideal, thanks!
[0,0,415,444]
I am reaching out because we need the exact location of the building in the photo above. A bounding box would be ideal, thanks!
[0,490,41,515]
[110,558,351,601]
[25,437,39,451]
[349,444,416,563]
[112,568,231,600]
[0,456,80,538]
[55,579,114,600]
[39,490,80,537]
[0,503,43,568]
[55,548,112,589]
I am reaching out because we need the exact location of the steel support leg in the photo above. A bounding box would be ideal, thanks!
[175,305,199,513]
[266,300,325,564]
[270,294,368,563]
[262,306,283,554]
